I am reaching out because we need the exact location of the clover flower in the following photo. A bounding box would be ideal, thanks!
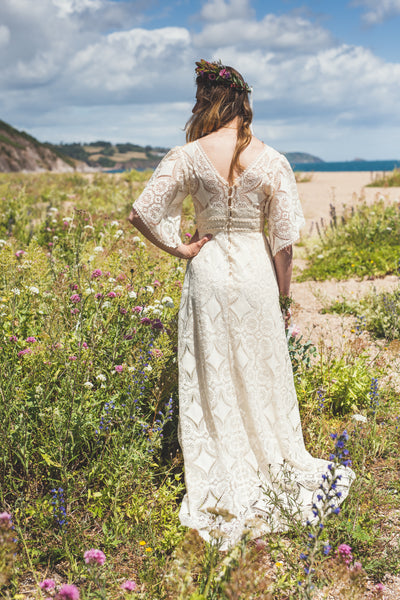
[29,286,39,294]
[15,250,25,258]
[0,512,12,524]
[40,579,55,591]
[18,348,32,356]
[26,337,37,343]
[9,335,18,342]
[107,291,117,298]
[56,583,80,600]
[91,269,102,279]
[133,306,143,313]
[83,381,93,389]
[70,294,81,303]
[114,365,124,372]
[336,543,353,565]
[121,580,137,591]
[83,548,106,566]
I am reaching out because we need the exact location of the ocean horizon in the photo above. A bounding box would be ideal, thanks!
[291,159,400,172]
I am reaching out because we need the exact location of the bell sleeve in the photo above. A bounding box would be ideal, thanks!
[132,147,188,250]
[265,154,305,256]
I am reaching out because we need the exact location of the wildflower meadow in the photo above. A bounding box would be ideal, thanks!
[0,171,399,599]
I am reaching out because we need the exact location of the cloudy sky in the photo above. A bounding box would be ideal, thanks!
[1,0,400,160]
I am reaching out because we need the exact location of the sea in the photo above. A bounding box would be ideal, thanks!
[290,160,399,172]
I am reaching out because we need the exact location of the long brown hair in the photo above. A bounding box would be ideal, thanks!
[185,64,253,185]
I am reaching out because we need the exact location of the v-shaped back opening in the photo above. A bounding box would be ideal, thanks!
[195,140,267,187]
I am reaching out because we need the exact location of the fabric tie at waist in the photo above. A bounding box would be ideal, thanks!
[196,216,265,235]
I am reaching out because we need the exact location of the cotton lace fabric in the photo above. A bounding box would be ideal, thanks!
[132,141,355,548]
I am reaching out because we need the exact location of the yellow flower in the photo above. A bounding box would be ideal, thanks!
[139,540,146,546]
[351,329,355,333]
[275,561,283,568]
[14,595,25,600]
[145,547,152,552]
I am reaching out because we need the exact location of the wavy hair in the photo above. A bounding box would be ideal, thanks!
[185,65,253,185]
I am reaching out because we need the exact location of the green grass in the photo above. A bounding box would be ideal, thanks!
[297,199,400,281]
[0,173,399,599]
[367,168,400,187]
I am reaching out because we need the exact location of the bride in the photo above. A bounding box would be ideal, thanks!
[128,59,355,547]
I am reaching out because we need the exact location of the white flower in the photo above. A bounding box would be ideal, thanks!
[132,236,141,243]
[99,232,105,238]
[28,286,39,295]
[127,366,135,372]
[94,246,104,253]
[0,239,8,246]
[12,288,21,295]
[52,219,57,224]
[114,229,124,239]
[111,220,120,227]
[108,277,116,283]
[84,288,93,295]
[139,241,146,248]
[53,235,59,241]
[87,255,94,262]
[128,290,137,299]
[176,266,183,273]
[48,207,58,213]
[386,227,392,231]
[35,385,43,394]
[63,216,73,222]
[317,254,324,259]
[102,301,111,309]
[96,373,106,382]
[83,381,93,389]
[144,365,152,372]
[162,296,174,308]
[352,414,367,423]
[152,308,162,316]
[142,306,152,315]
[144,285,154,294]
[84,225,94,230]
[114,285,124,292]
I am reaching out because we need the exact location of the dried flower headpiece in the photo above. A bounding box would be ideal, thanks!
[195,59,251,93]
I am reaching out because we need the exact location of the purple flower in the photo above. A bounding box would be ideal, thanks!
[140,317,151,325]
[114,365,124,373]
[133,306,143,313]
[70,294,81,303]
[121,580,137,591]
[9,335,18,342]
[56,584,80,600]
[91,269,102,279]
[375,583,385,592]
[83,548,106,566]
[337,543,353,565]
[107,291,117,298]
[95,293,103,299]
[26,337,37,343]
[18,348,32,356]
[0,512,12,523]
[219,68,231,79]
[120,307,127,314]
[40,579,56,591]
[323,544,331,555]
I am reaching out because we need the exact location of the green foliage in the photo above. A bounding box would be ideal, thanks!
[367,168,400,187]
[298,199,400,280]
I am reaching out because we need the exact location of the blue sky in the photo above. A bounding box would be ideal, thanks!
[1,0,400,160]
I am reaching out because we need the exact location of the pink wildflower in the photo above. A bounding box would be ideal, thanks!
[56,583,80,600]
[26,337,37,343]
[15,250,25,258]
[133,306,143,313]
[291,325,300,338]
[120,307,127,314]
[68,356,77,361]
[0,512,12,523]
[375,583,385,593]
[114,365,124,372]
[151,349,163,358]
[95,293,103,299]
[9,335,18,342]
[70,294,81,303]
[184,233,191,238]
[107,291,117,298]
[153,280,161,287]
[40,579,55,591]
[18,348,32,356]
[336,543,353,565]
[70,308,80,315]
[140,317,151,325]
[352,561,362,572]
[121,580,137,591]
[91,269,102,279]
[117,273,126,281]
[83,548,106,566]
[71,284,78,290]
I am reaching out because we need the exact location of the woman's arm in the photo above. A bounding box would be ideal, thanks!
[128,208,212,259]
[273,244,293,326]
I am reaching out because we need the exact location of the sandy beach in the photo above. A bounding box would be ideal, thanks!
[297,172,400,233]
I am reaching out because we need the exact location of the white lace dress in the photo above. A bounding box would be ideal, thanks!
[132,140,355,547]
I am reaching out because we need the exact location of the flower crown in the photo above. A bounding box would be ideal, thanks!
[195,59,251,93]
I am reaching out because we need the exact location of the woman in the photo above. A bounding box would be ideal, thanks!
[128,60,354,548]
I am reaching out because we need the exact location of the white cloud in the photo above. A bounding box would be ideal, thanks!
[53,0,103,16]
[200,0,253,22]
[0,25,10,47]
[194,13,333,52]
[353,0,400,24]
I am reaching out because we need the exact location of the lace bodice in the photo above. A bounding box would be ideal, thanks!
[132,140,305,256]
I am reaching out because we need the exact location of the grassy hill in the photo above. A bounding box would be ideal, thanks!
[50,140,170,171]
[0,120,76,172]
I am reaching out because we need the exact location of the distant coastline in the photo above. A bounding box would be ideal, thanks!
[291,159,400,172]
